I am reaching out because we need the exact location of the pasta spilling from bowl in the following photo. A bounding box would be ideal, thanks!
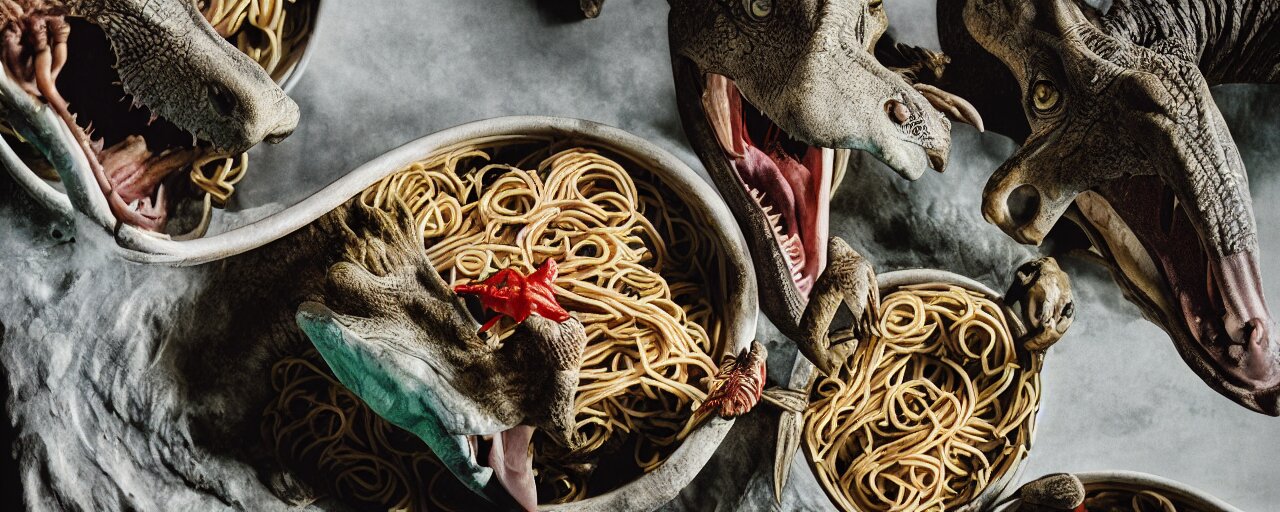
[804,284,1041,512]
[264,138,731,507]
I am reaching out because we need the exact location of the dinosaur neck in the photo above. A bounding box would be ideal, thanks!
[1101,0,1280,84]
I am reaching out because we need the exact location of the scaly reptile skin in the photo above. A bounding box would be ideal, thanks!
[0,194,586,510]
[1102,0,1280,84]
[940,0,1280,414]
[0,0,299,232]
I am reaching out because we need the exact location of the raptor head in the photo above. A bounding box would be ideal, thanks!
[295,201,587,511]
[0,0,299,232]
[670,0,956,336]
[962,0,1279,414]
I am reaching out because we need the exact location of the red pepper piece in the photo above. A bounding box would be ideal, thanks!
[454,259,571,332]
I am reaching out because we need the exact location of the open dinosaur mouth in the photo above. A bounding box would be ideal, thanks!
[2,17,219,233]
[468,427,538,511]
[700,73,840,297]
[1071,178,1279,406]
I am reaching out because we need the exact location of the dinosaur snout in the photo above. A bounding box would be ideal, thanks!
[264,110,298,145]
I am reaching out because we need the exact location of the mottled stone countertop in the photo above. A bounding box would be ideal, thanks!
[6,0,1278,509]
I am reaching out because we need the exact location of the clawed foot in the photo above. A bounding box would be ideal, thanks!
[762,386,808,504]
[797,237,878,376]
[1005,257,1075,352]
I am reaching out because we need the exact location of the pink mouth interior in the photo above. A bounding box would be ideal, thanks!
[3,17,210,232]
[702,74,830,297]
[1098,176,1277,387]
[470,425,538,511]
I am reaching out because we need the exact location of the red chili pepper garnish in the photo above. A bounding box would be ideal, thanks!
[453,259,571,332]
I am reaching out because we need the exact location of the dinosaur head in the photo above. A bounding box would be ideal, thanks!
[296,202,587,511]
[0,0,299,232]
[670,0,954,335]
[965,0,1279,414]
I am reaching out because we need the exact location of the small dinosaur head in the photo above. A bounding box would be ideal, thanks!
[296,201,587,511]
[965,0,1279,414]
[0,0,299,231]
[670,0,954,336]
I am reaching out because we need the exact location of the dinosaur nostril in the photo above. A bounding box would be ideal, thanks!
[208,82,237,117]
[1007,184,1041,227]
[885,99,910,125]
[265,125,294,144]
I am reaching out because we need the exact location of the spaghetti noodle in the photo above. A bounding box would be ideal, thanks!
[350,139,728,503]
[1081,487,1202,512]
[197,0,316,80]
[261,350,481,512]
[804,284,1040,512]
[189,0,315,205]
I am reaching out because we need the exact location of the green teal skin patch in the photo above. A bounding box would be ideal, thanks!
[295,306,496,500]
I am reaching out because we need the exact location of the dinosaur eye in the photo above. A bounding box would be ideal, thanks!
[744,0,772,19]
[1031,80,1061,114]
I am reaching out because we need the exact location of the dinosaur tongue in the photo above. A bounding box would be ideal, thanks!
[488,425,537,511]
[1088,178,1278,388]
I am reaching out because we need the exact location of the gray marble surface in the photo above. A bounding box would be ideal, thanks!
[246,1,1278,510]
[4,0,1277,510]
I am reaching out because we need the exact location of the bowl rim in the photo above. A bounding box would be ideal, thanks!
[1068,470,1244,512]
[786,268,1034,512]
[276,0,324,93]
[209,115,759,511]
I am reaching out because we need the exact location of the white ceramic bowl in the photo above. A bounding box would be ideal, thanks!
[275,0,323,93]
[234,116,758,511]
[787,269,1036,512]
[1071,471,1244,512]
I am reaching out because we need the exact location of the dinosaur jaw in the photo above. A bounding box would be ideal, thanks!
[1071,181,1280,415]
[469,427,538,511]
[1,17,223,233]
[699,72,836,298]
[295,302,542,510]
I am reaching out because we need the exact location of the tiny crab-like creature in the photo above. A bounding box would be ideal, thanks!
[454,259,572,333]
[685,341,769,434]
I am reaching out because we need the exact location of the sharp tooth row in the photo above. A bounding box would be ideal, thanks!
[779,233,806,282]
[745,182,810,286]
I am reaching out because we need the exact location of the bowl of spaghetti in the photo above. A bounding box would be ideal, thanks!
[259,116,757,511]
[1071,472,1241,512]
[197,0,323,92]
[790,269,1041,512]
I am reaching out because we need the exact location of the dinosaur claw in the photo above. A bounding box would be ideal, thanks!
[1012,473,1086,510]
[797,237,877,375]
[914,83,985,133]
[774,407,804,504]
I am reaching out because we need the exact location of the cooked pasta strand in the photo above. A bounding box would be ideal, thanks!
[804,285,1040,512]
